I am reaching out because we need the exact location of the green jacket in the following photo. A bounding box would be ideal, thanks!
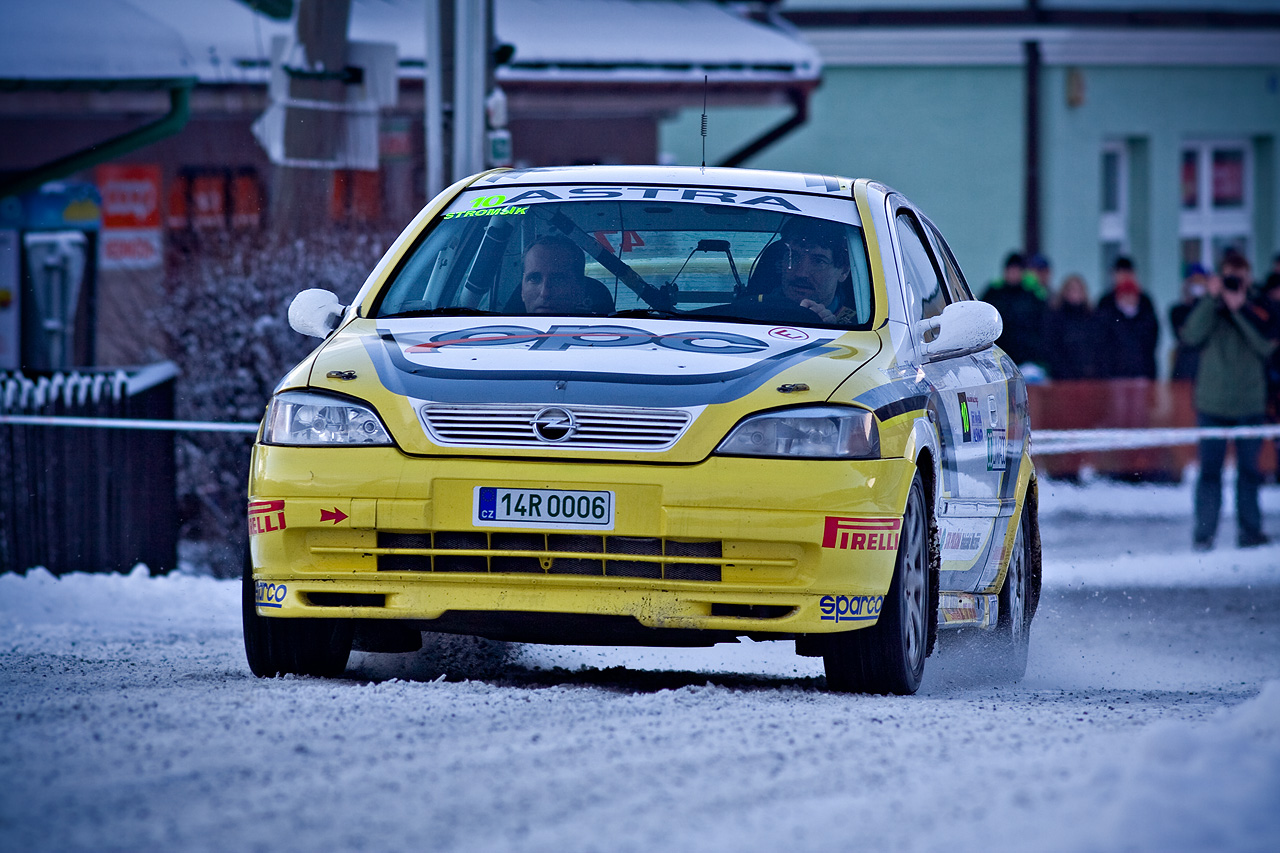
[1178,297,1276,417]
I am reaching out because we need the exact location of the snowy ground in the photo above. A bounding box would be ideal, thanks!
[3,476,1280,852]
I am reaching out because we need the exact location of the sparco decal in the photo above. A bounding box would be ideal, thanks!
[255,581,287,608]
[248,500,286,535]
[819,595,884,623]
[408,325,769,355]
[821,517,902,551]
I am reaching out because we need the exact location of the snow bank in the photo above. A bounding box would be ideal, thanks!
[1080,682,1280,853]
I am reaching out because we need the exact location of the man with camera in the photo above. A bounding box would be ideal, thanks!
[1179,250,1277,550]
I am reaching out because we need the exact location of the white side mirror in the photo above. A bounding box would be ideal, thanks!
[917,300,1002,360]
[288,289,345,338]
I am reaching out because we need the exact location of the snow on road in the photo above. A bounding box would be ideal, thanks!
[2,478,1279,852]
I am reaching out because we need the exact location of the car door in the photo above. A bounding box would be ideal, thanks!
[891,204,1006,593]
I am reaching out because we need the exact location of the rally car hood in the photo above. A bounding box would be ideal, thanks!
[298,316,882,462]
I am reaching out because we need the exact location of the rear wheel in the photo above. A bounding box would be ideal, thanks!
[980,499,1037,681]
[823,473,935,695]
[242,561,353,678]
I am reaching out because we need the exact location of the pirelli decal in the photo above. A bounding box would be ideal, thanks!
[248,500,286,536]
[822,517,902,551]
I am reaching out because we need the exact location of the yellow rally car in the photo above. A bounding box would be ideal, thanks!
[244,166,1041,694]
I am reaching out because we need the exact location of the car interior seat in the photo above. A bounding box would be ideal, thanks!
[744,240,788,299]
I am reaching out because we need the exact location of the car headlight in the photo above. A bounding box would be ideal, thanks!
[715,406,879,459]
[263,390,392,446]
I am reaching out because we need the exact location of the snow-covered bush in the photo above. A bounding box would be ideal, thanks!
[158,229,395,577]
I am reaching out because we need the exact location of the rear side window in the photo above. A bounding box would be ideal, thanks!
[894,211,947,322]
[923,218,974,301]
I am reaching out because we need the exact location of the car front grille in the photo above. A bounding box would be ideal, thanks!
[419,403,692,450]
[377,531,723,581]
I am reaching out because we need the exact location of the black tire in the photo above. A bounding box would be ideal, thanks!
[242,561,353,678]
[823,473,936,695]
[983,494,1039,681]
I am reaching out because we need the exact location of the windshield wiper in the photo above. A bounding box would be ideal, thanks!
[379,306,497,319]
[611,307,771,326]
[611,308,686,320]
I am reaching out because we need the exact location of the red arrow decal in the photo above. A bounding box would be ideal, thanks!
[320,507,348,525]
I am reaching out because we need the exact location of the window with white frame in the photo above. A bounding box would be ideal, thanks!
[1099,141,1128,272]
[1179,140,1252,273]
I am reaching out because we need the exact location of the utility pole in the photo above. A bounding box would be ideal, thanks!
[424,0,494,203]
[270,0,352,237]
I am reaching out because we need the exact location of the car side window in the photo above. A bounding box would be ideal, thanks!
[894,211,947,322]
[923,218,974,302]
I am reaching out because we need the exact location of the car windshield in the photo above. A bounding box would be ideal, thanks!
[373,184,874,328]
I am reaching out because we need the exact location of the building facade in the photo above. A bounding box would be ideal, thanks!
[661,2,1280,375]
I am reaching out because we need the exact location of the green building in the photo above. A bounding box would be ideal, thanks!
[662,1,1280,374]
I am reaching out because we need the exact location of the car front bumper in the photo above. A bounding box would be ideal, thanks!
[248,446,917,636]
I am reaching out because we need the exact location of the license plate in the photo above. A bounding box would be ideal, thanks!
[473,487,615,530]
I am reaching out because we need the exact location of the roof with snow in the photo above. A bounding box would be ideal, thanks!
[0,0,819,88]
[0,0,196,85]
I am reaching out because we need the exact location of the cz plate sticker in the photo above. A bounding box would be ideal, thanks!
[474,487,615,530]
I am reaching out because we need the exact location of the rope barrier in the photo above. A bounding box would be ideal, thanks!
[0,414,259,434]
[1033,425,1280,455]
[6,414,1280,455]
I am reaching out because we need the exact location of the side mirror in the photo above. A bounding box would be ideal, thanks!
[917,300,1002,360]
[288,289,346,338]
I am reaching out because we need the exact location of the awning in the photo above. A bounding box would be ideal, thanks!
[0,0,196,88]
[0,0,197,199]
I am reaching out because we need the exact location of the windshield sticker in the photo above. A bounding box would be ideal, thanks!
[443,185,860,224]
[441,206,528,220]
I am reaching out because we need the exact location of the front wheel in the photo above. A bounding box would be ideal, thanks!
[823,473,936,695]
[242,561,353,678]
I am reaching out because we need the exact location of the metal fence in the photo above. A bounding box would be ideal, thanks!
[1,363,178,575]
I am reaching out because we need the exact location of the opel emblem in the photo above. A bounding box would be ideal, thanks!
[532,406,576,443]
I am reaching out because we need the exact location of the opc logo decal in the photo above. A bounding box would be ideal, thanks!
[248,500,286,535]
[406,325,769,355]
[822,517,902,551]
[255,581,287,608]
[820,595,884,623]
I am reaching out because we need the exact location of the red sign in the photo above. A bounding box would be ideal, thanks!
[231,173,262,230]
[822,517,902,551]
[97,164,162,229]
[167,175,189,230]
[248,500,287,535]
[192,174,227,230]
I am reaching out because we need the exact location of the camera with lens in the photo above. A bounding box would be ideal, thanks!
[1222,275,1244,292]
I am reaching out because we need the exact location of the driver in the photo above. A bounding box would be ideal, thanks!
[775,218,856,324]
[520,235,610,314]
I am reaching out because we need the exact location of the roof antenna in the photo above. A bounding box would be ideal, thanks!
[700,75,708,172]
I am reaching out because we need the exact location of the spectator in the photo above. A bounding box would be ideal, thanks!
[1041,273,1099,379]
[1169,263,1209,381]
[1026,253,1053,295]
[1258,272,1280,424]
[1179,250,1277,550]
[1095,256,1159,379]
[981,251,1047,369]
